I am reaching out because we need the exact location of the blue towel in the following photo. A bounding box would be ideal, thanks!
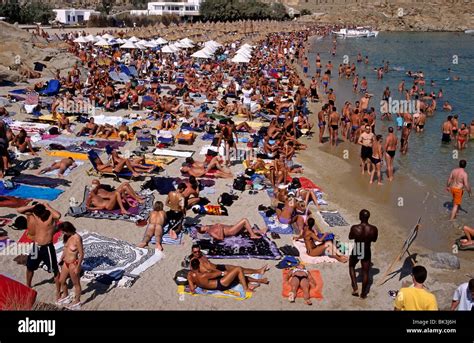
[0,183,63,201]
[259,211,294,234]
[201,133,215,141]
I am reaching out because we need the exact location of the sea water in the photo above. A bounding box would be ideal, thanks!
[307,32,474,252]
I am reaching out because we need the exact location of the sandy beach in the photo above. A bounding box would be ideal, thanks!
[0,27,471,312]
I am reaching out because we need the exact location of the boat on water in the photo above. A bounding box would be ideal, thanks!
[332,27,379,38]
[465,29,474,34]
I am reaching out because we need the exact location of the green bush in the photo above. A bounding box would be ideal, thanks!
[200,0,289,22]
[0,2,54,24]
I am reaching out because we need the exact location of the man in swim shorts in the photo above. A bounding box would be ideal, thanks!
[446,159,471,220]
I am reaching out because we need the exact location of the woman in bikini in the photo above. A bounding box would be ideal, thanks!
[302,218,348,263]
[196,218,265,240]
[286,263,317,305]
[57,222,83,310]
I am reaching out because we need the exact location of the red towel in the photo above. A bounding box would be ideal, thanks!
[0,274,37,310]
[286,176,323,192]
[0,196,31,208]
[281,269,323,299]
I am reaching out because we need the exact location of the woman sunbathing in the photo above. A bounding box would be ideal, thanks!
[196,218,266,240]
[86,181,130,215]
[300,218,348,263]
[91,152,141,178]
[286,263,317,306]
[108,149,154,174]
[37,157,77,178]
[180,156,233,179]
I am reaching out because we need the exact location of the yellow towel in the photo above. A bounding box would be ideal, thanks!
[234,120,264,129]
[45,150,88,160]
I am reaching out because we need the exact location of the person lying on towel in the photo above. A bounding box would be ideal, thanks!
[138,201,166,251]
[86,179,144,215]
[37,157,77,178]
[91,151,142,178]
[107,147,155,174]
[180,156,233,179]
[76,117,98,137]
[187,259,260,293]
[196,218,266,241]
[188,244,270,280]
[192,204,228,216]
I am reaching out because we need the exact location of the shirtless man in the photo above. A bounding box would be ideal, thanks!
[90,150,140,178]
[166,183,186,239]
[442,116,453,144]
[328,106,340,147]
[384,127,398,181]
[138,201,167,251]
[358,125,374,175]
[298,217,347,263]
[17,203,62,299]
[188,259,256,293]
[37,157,77,178]
[370,135,384,185]
[349,209,378,299]
[317,104,327,143]
[189,244,269,281]
[86,180,129,214]
[76,117,98,137]
[350,108,361,142]
[457,123,469,150]
[182,176,200,209]
[196,218,265,240]
[446,160,472,220]
[400,122,412,155]
[360,77,368,94]
[91,179,144,205]
[359,93,372,113]
[416,111,426,132]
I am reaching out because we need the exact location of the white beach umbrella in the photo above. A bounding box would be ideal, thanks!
[116,38,125,44]
[169,43,181,51]
[73,36,88,43]
[85,34,97,42]
[191,49,212,59]
[155,37,168,45]
[120,41,137,49]
[205,40,223,48]
[137,39,148,45]
[231,54,250,63]
[236,50,252,58]
[102,33,115,40]
[129,36,139,42]
[94,39,111,47]
[144,41,157,48]
[180,38,194,44]
[161,45,176,53]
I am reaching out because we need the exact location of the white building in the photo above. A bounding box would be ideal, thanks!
[131,0,202,17]
[53,9,101,25]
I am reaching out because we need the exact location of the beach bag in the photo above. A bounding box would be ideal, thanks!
[48,127,60,135]
[3,180,16,190]
[49,143,66,150]
[218,192,237,207]
[232,176,246,191]
[207,149,218,157]
[173,269,189,286]
[279,245,300,257]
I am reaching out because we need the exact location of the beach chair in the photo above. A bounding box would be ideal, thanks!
[87,150,134,182]
[39,80,60,96]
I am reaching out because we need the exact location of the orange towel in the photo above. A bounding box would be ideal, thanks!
[281,269,323,300]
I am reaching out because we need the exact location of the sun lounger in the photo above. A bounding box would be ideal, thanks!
[87,150,134,181]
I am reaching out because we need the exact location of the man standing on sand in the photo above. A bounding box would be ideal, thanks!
[358,125,374,175]
[446,159,471,220]
[166,183,186,239]
[17,203,62,300]
[394,265,438,311]
[349,209,378,299]
[328,106,340,147]
[138,201,167,251]
[384,127,398,181]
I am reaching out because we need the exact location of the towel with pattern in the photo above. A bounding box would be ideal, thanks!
[318,210,349,227]
[195,233,281,260]
[259,211,293,234]
[55,231,162,288]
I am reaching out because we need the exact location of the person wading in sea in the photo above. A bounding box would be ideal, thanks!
[446,159,471,220]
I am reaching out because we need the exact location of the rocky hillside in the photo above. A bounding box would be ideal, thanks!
[299,2,474,32]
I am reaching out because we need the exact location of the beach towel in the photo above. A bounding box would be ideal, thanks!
[149,230,184,246]
[281,269,323,300]
[0,183,63,201]
[153,148,194,158]
[92,115,123,126]
[0,274,37,310]
[38,79,60,96]
[293,240,338,264]
[196,233,281,260]
[286,176,323,192]
[142,177,177,195]
[55,232,162,288]
[43,161,84,177]
[455,238,474,251]
[67,188,154,223]
[45,150,89,160]
[143,154,176,166]
[0,196,30,208]
[259,211,294,234]
[318,210,349,227]
[11,174,71,188]
[9,121,50,135]
[80,140,126,150]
